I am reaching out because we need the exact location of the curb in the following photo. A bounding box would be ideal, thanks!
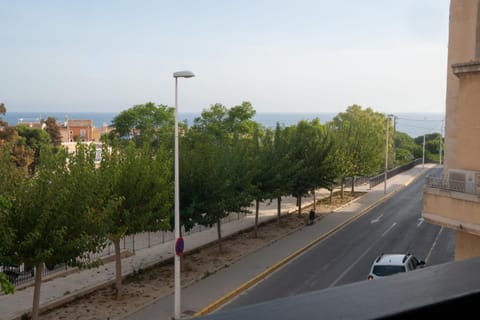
[193,167,432,318]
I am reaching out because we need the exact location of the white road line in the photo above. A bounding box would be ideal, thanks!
[328,240,378,288]
[371,214,383,224]
[382,222,397,237]
[425,227,443,264]
[417,217,424,227]
[329,222,396,288]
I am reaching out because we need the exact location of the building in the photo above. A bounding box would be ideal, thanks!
[423,0,480,260]
[63,119,94,142]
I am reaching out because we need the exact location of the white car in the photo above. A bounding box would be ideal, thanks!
[367,253,425,280]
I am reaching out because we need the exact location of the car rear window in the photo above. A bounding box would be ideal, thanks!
[372,265,406,276]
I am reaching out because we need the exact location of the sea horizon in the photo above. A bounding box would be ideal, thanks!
[2,111,445,138]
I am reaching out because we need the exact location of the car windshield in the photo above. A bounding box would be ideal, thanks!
[372,265,406,276]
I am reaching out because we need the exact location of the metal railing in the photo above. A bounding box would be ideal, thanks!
[425,175,480,196]
[369,159,422,189]
[2,211,248,288]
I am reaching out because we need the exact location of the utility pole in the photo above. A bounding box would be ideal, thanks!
[422,117,426,169]
[439,119,444,165]
[384,115,391,195]
[391,115,396,168]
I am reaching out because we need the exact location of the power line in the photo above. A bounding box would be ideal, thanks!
[395,116,444,122]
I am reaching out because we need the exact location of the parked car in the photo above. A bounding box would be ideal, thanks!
[367,253,425,280]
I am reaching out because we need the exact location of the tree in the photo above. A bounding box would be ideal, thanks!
[414,133,443,163]
[44,117,63,146]
[181,102,255,251]
[0,102,5,126]
[111,102,174,146]
[286,119,334,214]
[267,123,298,223]
[2,144,106,320]
[394,131,418,165]
[249,126,273,237]
[0,146,18,295]
[16,125,52,174]
[96,139,172,299]
[329,105,387,196]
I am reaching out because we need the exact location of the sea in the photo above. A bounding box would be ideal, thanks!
[2,111,445,139]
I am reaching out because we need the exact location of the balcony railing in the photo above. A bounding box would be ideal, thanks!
[425,175,480,196]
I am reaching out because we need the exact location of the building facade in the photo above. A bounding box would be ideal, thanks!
[423,0,480,260]
[63,119,94,142]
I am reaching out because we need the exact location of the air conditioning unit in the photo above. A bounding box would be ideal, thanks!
[448,169,478,194]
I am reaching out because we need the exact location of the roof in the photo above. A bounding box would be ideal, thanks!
[67,119,93,127]
[375,254,409,266]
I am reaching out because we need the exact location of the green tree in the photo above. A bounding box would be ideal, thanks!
[329,105,387,196]
[0,102,5,126]
[394,131,418,165]
[44,117,63,146]
[97,139,172,299]
[181,102,255,251]
[2,144,105,320]
[0,146,18,294]
[268,123,298,223]
[414,133,443,163]
[287,119,334,214]
[16,125,52,174]
[111,102,174,147]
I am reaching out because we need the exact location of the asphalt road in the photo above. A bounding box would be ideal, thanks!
[225,167,454,310]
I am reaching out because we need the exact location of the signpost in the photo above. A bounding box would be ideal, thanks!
[175,237,184,256]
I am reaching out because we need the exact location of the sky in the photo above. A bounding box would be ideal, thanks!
[1,0,450,114]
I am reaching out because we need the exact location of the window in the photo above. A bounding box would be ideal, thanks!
[80,129,86,137]
[372,265,406,276]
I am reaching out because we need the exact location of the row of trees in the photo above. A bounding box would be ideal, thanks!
[0,102,435,319]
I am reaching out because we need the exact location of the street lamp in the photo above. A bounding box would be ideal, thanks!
[384,114,394,194]
[173,70,195,320]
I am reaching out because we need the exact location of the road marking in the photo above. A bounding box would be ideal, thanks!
[328,238,380,288]
[417,217,424,227]
[425,227,443,264]
[371,214,383,224]
[329,221,400,287]
[381,222,397,237]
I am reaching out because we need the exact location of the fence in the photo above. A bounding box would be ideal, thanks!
[2,211,247,288]
[369,159,422,189]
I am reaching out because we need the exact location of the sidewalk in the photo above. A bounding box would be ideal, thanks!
[0,164,436,320]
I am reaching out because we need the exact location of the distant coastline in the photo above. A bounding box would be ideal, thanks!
[2,111,444,138]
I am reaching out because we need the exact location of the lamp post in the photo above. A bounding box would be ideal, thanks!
[384,114,394,194]
[173,70,195,320]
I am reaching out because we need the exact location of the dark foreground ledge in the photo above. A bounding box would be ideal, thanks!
[199,257,480,319]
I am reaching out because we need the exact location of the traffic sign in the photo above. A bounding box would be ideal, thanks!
[175,237,185,256]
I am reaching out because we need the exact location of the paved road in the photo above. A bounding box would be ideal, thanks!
[225,167,454,310]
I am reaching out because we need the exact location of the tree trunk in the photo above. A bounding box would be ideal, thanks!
[277,197,282,225]
[217,218,222,252]
[312,188,316,211]
[340,177,345,199]
[113,237,123,300]
[297,196,302,215]
[32,262,44,320]
[329,187,333,204]
[351,176,355,193]
[254,198,260,238]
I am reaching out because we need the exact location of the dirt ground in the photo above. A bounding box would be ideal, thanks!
[40,191,364,320]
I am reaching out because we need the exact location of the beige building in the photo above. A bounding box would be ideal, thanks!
[423,0,480,260]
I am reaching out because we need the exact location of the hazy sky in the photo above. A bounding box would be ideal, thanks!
[1,0,450,114]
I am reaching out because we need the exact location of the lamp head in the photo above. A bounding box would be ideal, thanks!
[173,70,195,78]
